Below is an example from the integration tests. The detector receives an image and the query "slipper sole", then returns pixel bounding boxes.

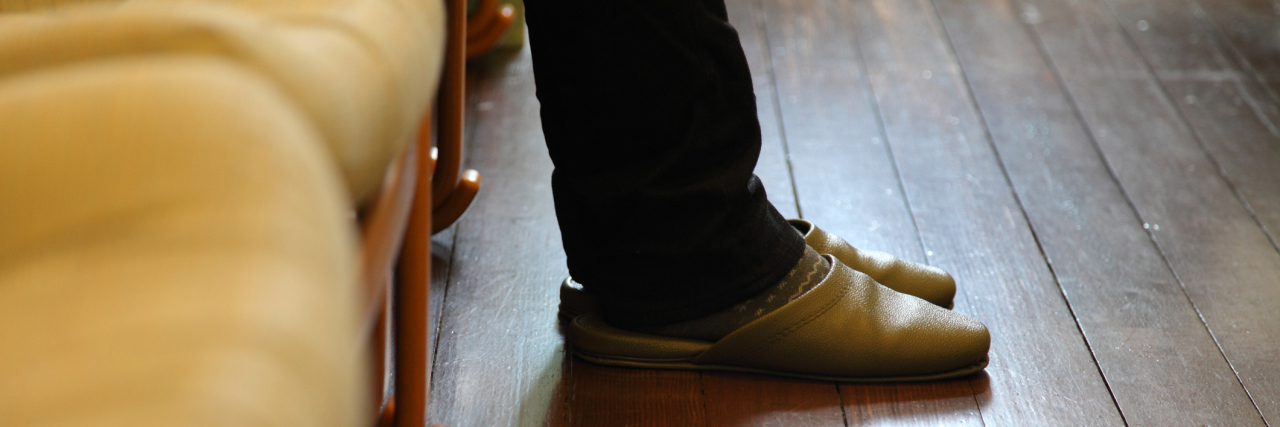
[570,348,989,382]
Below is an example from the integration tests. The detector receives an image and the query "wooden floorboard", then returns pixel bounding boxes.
[1188,0,1280,138]
[1019,0,1280,422]
[1110,0,1280,253]
[932,0,1263,424]
[702,373,846,427]
[848,0,1122,423]
[567,365,705,427]
[1192,0,1280,104]
[840,381,983,426]
[1105,0,1280,420]
[426,47,569,426]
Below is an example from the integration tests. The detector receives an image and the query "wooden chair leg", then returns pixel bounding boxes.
[367,0,471,424]
[363,125,430,426]
[394,122,436,427]
[358,123,420,426]
[433,0,467,209]
[360,141,419,333]
[372,289,390,426]
[377,396,395,427]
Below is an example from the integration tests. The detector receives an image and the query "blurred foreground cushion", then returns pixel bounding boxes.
[0,0,443,425]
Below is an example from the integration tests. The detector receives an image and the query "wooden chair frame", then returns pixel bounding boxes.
[357,0,491,425]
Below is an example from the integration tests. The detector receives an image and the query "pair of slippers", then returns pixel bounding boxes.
[557,220,990,382]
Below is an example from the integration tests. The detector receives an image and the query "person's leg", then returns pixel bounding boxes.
[525,0,991,382]
[524,0,805,328]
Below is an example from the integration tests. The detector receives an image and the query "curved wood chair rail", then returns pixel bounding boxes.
[432,0,482,234]
[360,117,437,427]
[359,141,420,337]
[465,0,501,40]
[464,0,516,60]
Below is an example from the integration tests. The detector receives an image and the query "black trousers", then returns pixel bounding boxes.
[524,0,804,327]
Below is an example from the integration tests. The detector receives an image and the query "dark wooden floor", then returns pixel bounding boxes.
[424,0,1280,425]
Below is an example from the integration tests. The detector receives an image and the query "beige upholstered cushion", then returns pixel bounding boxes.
[0,0,446,203]
[0,0,443,425]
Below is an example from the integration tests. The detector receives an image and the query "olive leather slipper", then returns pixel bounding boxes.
[789,219,956,309]
[564,256,990,382]
[559,219,957,321]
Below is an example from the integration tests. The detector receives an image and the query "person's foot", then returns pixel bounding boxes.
[633,246,830,341]
[558,219,958,322]
[563,254,991,381]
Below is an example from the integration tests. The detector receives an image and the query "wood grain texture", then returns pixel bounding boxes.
[1192,0,1280,87]
[1105,0,1280,250]
[932,0,1263,424]
[1020,0,1280,422]
[1185,0,1280,132]
[1162,77,1280,247]
[847,0,1124,423]
[841,380,983,426]
[426,47,569,426]
[700,373,845,427]
[567,365,705,427]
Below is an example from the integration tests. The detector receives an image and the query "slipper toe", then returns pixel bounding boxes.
[791,219,957,309]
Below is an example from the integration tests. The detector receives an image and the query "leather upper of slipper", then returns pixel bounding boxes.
[694,256,987,377]
[558,277,597,321]
[567,256,990,379]
[570,315,710,361]
[789,219,956,309]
